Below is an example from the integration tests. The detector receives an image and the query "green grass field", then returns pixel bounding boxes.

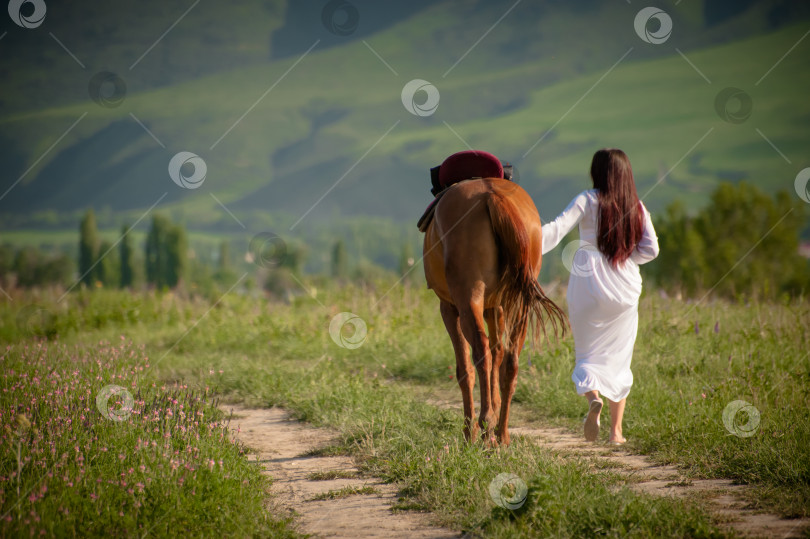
[2,281,807,536]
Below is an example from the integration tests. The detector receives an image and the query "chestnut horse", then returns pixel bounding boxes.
[423,178,567,445]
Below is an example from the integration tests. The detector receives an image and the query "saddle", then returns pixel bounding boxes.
[417,150,517,232]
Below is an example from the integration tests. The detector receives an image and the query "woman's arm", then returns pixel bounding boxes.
[541,191,589,255]
[630,202,660,264]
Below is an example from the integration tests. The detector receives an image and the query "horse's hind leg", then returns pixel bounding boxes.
[485,306,504,421]
[498,320,528,446]
[457,295,496,444]
[440,300,477,442]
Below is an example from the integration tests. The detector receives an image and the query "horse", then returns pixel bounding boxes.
[422,178,568,445]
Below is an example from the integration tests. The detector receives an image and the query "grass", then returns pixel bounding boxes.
[307,485,377,501]
[0,336,299,537]
[297,445,350,458]
[306,470,359,481]
[1,279,807,536]
[514,295,810,517]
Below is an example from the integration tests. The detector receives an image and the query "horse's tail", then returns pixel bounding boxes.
[486,192,569,349]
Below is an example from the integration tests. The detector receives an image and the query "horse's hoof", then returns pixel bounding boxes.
[481,431,498,448]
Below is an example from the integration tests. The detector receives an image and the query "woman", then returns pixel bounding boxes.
[541,149,659,444]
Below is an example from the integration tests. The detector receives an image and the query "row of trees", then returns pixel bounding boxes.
[79,210,188,290]
[0,245,73,289]
[1,211,415,295]
[144,215,187,289]
[79,211,130,288]
[329,239,415,280]
[648,182,809,299]
[1,182,807,299]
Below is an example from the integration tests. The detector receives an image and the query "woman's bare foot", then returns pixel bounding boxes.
[606,398,626,446]
[584,399,603,442]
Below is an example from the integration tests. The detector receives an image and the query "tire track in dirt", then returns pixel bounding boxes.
[428,396,809,539]
[223,405,459,538]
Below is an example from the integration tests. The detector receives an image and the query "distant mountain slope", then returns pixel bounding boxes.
[270,0,442,59]
[0,0,287,114]
[1,0,809,229]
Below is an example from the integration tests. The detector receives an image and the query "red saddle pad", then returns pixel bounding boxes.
[437,150,504,191]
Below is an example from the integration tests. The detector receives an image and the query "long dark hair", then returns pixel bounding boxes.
[590,148,643,266]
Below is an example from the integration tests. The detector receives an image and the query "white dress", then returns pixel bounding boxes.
[541,189,659,402]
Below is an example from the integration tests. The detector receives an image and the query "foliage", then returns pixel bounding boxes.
[165,225,187,289]
[651,182,810,299]
[145,215,187,290]
[398,241,415,280]
[331,240,348,279]
[145,215,169,289]
[263,241,308,299]
[119,224,135,289]
[212,241,237,286]
[78,210,99,287]
[96,240,118,288]
[1,246,73,289]
[0,245,12,290]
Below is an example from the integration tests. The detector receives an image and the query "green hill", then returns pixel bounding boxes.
[1,0,809,238]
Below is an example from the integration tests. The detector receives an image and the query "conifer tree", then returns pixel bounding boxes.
[79,209,99,286]
[119,224,135,288]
